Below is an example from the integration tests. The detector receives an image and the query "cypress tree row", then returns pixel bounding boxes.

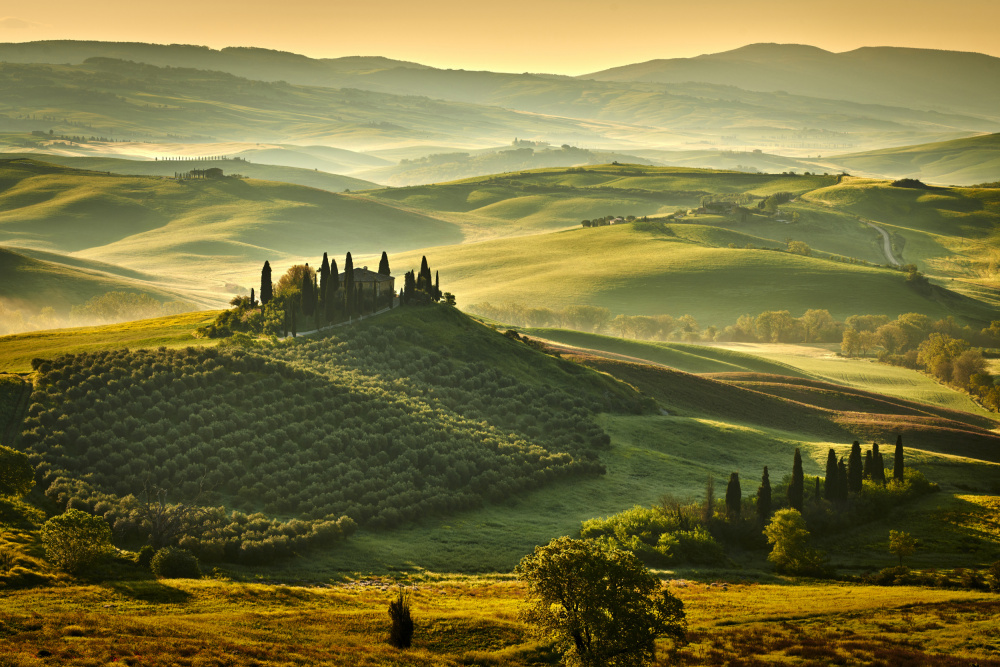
[725,472,741,520]
[378,251,390,276]
[756,466,771,523]
[824,449,838,502]
[260,261,273,305]
[848,441,863,494]
[789,448,804,511]
[894,434,904,481]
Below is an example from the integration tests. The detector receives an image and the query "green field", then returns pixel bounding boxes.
[0,151,380,192]
[0,310,218,373]
[409,223,993,325]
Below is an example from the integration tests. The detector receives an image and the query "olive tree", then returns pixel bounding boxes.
[40,509,113,573]
[0,445,34,498]
[515,536,686,667]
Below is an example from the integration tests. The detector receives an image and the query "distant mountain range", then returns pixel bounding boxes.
[1,41,998,154]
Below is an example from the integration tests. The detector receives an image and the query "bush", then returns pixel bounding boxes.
[150,547,201,579]
[0,445,34,498]
[387,587,414,649]
[40,509,112,573]
[137,545,155,569]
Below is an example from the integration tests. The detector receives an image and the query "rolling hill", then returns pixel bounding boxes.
[820,133,1000,186]
[0,157,462,285]
[585,43,1000,121]
[0,151,380,193]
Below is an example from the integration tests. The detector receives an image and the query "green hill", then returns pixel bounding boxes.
[0,158,462,283]
[0,151,380,193]
[404,223,996,325]
[0,246,203,334]
[823,133,1000,186]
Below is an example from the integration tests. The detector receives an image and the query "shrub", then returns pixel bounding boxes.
[150,547,201,579]
[0,445,34,498]
[387,587,414,649]
[137,545,155,569]
[40,509,112,573]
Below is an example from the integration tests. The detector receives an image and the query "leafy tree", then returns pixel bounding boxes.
[788,448,804,511]
[40,509,112,573]
[799,309,835,343]
[378,251,391,276]
[151,546,201,578]
[756,466,771,523]
[894,435,904,481]
[823,449,838,502]
[515,536,686,667]
[888,530,916,566]
[260,261,273,305]
[387,587,414,648]
[841,329,861,357]
[725,472,741,520]
[764,509,827,575]
[876,323,907,355]
[0,445,34,497]
[848,441,863,494]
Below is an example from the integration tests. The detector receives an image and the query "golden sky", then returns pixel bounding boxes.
[2,0,998,74]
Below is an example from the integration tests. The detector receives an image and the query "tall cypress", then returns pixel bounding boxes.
[260,261,273,305]
[863,449,873,480]
[813,477,820,504]
[875,452,886,485]
[344,252,355,317]
[250,287,255,307]
[756,466,771,524]
[789,448,804,511]
[725,472,741,521]
[319,252,330,317]
[327,258,340,322]
[848,440,863,493]
[434,270,441,302]
[837,457,848,503]
[894,434,904,481]
[301,270,314,317]
[378,251,390,276]
[824,448,838,501]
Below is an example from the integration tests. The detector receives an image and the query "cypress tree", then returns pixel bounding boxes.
[756,466,771,523]
[824,448,838,501]
[837,457,849,503]
[344,252,355,317]
[848,440,863,493]
[894,434,904,481]
[434,270,441,302]
[378,251,390,276]
[813,477,820,504]
[301,270,314,317]
[863,449,873,480]
[327,258,339,322]
[789,448,804,511]
[319,253,330,319]
[250,287,255,307]
[872,443,883,484]
[260,261,273,305]
[725,472,741,520]
[419,256,430,291]
[875,452,886,485]
[291,308,297,337]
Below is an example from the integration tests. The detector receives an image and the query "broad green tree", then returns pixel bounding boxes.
[764,509,826,575]
[889,530,916,566]
[0,445,34,498]
[40,509,112,573]
[515,536,686,667]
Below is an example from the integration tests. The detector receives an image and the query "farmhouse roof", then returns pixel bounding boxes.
[341,267,394,282]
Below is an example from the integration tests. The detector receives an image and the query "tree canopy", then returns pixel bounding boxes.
[515,536,686,667]
[0,444,34,498]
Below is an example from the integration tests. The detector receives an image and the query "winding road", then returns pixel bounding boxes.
[864,221,901,266]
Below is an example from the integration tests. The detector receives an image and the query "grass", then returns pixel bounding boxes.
[0,577,997,666]
[0,310,219,373]
[524,329,807,376]
[407,223,994,325]
[712,342,997,419]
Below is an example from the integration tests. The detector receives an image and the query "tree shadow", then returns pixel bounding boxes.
[105,580,193,604]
